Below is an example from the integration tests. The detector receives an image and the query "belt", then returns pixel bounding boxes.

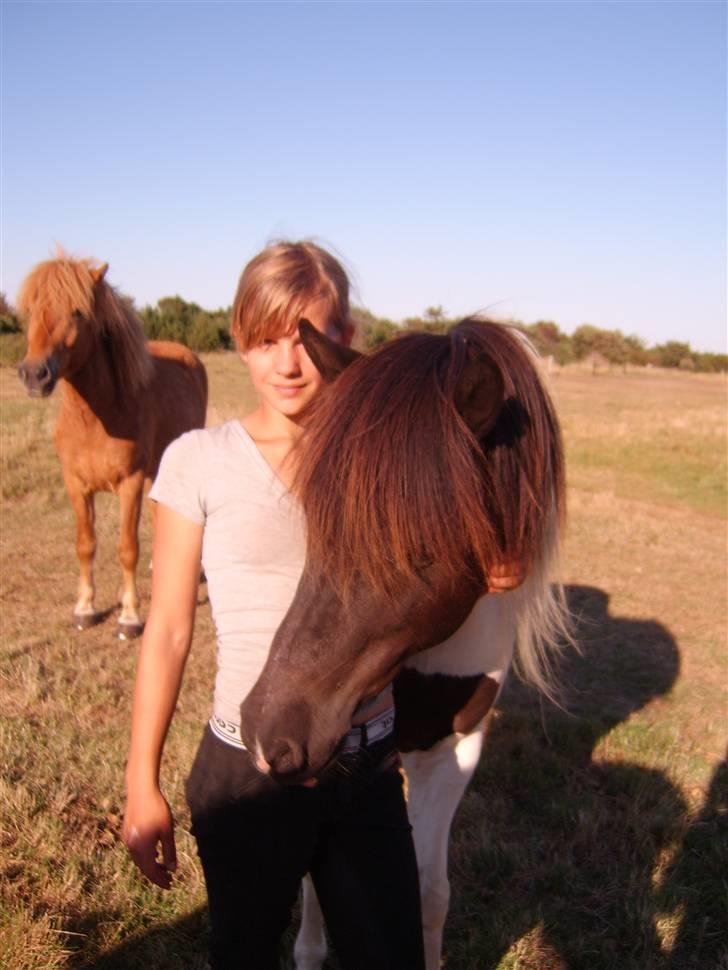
[209,707,396,754]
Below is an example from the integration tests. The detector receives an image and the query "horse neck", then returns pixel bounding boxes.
[60,340,135,424]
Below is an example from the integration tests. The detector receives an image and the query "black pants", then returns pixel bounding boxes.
[186,726,425,970]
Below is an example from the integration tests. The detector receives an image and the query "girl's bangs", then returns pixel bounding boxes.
[241,291,335,350]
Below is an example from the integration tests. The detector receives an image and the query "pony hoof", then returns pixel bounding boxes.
[73,612,99,631]
[117,621,144,641]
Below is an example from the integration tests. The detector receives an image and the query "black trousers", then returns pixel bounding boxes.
[186,726,425,970]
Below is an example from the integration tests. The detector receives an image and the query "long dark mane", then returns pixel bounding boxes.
[297,318,565,603]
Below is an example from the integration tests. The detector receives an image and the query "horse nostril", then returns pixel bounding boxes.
[18,361,51,387]
[268,737,306,776]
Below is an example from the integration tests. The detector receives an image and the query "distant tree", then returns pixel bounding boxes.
[571,324,630,366]
[188,310,232,352]
[525,320,575,364]
[654,341,693,369]
[424,305,446,326]
[403,306,452,334]
[623,334,649,366]
[693,352,728,373]
[352,307,399,349]
[0,292,20,334]
[571,324,602,361]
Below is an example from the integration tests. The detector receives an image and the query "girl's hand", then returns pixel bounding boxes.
[122,787,178,890]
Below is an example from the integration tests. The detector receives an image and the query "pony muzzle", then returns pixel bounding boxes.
[18,356,58,397]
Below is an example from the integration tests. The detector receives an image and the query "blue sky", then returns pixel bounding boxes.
[2,0,726,351]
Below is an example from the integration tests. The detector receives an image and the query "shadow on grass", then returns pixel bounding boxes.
[444,584,726,970]
[70,906,209,970]
[67,584,724,970]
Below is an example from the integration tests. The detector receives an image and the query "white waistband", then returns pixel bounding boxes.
[209,707,396,753]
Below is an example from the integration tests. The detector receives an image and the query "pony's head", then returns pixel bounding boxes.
[17,255,152,397]
[240,319,565,783]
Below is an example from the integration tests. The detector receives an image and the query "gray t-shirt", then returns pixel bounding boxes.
[150,421,307,729]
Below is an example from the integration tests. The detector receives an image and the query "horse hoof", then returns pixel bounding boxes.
[73,612,99,630]
[117,621,144,641]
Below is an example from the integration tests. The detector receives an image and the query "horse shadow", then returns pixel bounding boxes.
[444,583,726,970]
[68,906,210,969]
[69,584,723,970]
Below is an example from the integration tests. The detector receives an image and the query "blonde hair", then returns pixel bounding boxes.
[231,240,351,351]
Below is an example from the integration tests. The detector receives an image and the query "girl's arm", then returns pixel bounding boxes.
[122,503,203,889]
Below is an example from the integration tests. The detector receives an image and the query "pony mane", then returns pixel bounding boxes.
[17,255,153,396]
[296,318,565,603]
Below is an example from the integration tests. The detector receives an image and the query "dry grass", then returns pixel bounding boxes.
[1,357,726,969]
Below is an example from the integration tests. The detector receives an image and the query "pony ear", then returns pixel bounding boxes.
[454,349,504,436]
[90,263,108,284]
[299,319,361,383]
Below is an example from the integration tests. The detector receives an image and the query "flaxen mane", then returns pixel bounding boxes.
[296,318,570,694]
[17,256,153,396]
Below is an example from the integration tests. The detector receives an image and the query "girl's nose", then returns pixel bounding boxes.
[275,342,301,376]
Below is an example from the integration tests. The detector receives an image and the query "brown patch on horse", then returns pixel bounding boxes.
[296,319,564,602]
[394,669,500,752]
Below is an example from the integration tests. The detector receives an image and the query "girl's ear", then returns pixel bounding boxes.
[299,319,361,383]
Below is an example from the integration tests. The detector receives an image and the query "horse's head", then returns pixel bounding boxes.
[17,257,109,397]
[240,319,564,783]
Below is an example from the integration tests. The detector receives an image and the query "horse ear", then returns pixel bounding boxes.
[90,263,108,284]
[299,319,361,383]
[454,349,504,436]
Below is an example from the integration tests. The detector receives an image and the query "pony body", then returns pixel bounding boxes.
[237,318,568,969]
[17,256,207,636]
[240,319,566,779]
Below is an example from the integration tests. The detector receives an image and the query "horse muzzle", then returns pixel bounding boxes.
[18,357,59,397]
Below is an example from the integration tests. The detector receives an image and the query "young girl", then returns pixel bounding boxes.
[122,241,425,970]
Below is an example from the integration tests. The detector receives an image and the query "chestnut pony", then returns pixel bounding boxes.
[240,318,569,970]
[17,256,207,638]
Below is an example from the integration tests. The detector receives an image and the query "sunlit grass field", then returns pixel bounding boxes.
[1,357,726,969]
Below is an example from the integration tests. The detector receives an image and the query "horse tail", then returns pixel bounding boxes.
[510,507,574,705]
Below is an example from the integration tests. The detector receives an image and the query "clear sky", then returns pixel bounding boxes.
[2,0,726,351]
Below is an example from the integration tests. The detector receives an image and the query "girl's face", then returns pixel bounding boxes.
[242,297,344,421]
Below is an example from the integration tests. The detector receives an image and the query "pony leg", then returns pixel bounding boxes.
[67,485,98,629]
[402,726,485,970]
[294,874,328,970]
[116,472,145,639]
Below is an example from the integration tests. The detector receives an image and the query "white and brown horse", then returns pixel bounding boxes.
[17,255,208,638]
[239,318,569,969]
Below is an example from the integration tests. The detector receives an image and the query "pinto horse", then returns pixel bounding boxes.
[17,256,207,638]
[240,318,569,970]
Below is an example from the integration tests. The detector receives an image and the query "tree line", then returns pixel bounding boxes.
[1,292,725,373]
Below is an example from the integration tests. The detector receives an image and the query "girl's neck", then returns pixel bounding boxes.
[241,402,304,443]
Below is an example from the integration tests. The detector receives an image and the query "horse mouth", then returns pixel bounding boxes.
[26,381,56,399]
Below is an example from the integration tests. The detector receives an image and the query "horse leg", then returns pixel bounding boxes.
[68,484,98,629]
[402,725,485,970]
[294,874,328,970]
[116,473,145,639]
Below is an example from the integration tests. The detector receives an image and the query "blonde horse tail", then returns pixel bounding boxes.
[511,510,575,705]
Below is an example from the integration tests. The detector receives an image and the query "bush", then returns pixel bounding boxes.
[0,332,27,366]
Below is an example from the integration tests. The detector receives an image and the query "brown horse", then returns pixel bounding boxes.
[17,255,208,638]
[239,318,570,969]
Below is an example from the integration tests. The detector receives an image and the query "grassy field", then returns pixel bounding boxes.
[1,355,726,969]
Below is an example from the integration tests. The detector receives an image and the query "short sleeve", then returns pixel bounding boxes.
[149,431,205,524]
